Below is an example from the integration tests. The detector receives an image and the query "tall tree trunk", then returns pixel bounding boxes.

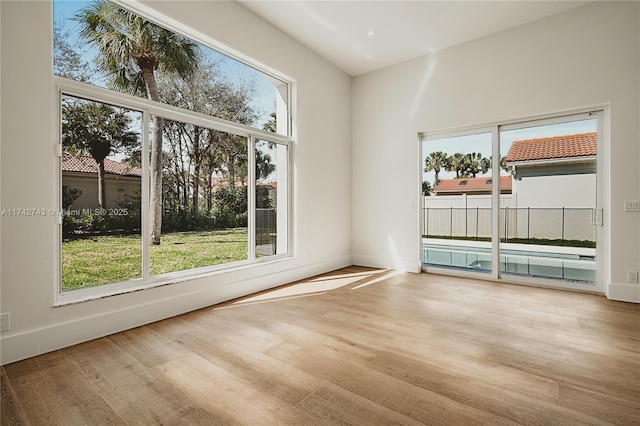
[205,169,212,214]
[192,127,201,216]
[141,67,163,245]
[97,160,106,209]
[150,115,164,245]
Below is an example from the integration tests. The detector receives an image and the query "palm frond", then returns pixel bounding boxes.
[76,0,200,94]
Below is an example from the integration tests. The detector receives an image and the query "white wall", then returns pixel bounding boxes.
[63,173,141,211]
[514,173,596,209]
[0,0,352,364]
[353,1,640,301]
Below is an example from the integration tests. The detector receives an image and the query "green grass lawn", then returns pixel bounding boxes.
[62,228,248,291]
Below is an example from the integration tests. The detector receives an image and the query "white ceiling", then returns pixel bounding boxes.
[238,1,591,76]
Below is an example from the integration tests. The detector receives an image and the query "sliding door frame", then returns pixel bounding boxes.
[419,106,608,293]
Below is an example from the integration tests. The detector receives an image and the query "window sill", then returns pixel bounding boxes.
[54,254,294,307]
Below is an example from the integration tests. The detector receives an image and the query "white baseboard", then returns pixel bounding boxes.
[352,254,421,273]
[0,255,352,365]
[607,282,640,303]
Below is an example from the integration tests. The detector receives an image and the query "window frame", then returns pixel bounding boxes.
[54,77,293,306]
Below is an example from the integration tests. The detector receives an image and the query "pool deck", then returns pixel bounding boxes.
[423,238,596,258]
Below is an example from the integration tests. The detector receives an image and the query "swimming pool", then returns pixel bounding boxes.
[422,242,596,283]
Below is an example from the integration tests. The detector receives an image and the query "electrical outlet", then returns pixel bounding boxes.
[0,313,10,332]
[628,271,639,283]
[623,200,640,212]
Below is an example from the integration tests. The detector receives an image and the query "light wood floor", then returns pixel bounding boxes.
[2,267,639,425]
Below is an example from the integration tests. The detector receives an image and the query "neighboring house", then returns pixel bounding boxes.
[209,177,278,205]
[433,176,512,196]
[505,132,596,209]
[62,153,142,211]
[256,181,278,206]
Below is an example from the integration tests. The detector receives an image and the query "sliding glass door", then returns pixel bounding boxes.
[421,130,494,274]
[499,115,599,284]
[421,111,602,290]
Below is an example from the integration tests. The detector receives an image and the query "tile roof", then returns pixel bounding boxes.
[505,132,596,163]
[62,153,142,177]
[434,175,512,194]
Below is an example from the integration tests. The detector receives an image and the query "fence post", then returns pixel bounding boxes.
[465,207,468,238]
[562,207,565,246]
[505,206,509,243]
[450,206,453,238]
[527,207,530,244]
[476,207,479,241]
[425,207,429,238]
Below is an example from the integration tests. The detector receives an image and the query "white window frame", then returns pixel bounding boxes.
[54,79,293,306]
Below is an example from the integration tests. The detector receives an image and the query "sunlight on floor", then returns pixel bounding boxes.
[229,269,390,306]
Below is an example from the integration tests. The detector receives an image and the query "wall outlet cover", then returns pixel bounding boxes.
[0,313,10,331]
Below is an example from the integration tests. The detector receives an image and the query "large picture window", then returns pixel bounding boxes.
[54,0,292,301]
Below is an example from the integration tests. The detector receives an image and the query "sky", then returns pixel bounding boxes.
[53,0,278,130]
[422,119,597,185]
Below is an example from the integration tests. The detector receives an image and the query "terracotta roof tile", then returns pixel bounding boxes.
[434,176,511,194]
[505,132,596,163]
[62,153,142,177]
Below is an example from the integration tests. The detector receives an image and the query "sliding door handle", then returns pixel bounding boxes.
[592,208,603,226]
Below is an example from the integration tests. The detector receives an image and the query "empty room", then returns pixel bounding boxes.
[1,1,639,424]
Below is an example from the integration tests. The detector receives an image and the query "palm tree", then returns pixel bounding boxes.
[263,112,277,133]
[62,99,138,209]
[446,152,468,178]
[465,152,491,177]
[424,151,448,186]
[422,181,432,196]
[500,155,513,174]
[77,0,199,244]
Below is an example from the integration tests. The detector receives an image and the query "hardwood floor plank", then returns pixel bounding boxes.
[167,328,325,406]
[5,350,126,425]
[67,337,213,425]
[295,382,424,425]
[178,308,285,353]
[265,339,493,425]
[1,367,30,426]
[368,350,611,426]
[107,323,193,369]
[483,414,522,426]
[155,354,321,425]
[232,304,381,361]
[487,345,639,405]
[558,382,640,425]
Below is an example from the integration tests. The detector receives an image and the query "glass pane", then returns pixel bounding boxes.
[61,95,142,290]
[53,0,287,135]
[499,119,597,283]
[255,140,288,257]
[150,118,248,275]
[422,132,493,273]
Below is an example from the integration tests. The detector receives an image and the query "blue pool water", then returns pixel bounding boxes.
[422,243,596,283]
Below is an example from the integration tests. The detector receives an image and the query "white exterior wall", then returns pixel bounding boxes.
[424,194,515,209]
[63,173,141,211]
[0,0,352,364]
[511,170,597,241]
[353,1,640,301]
[513,173,596,209]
